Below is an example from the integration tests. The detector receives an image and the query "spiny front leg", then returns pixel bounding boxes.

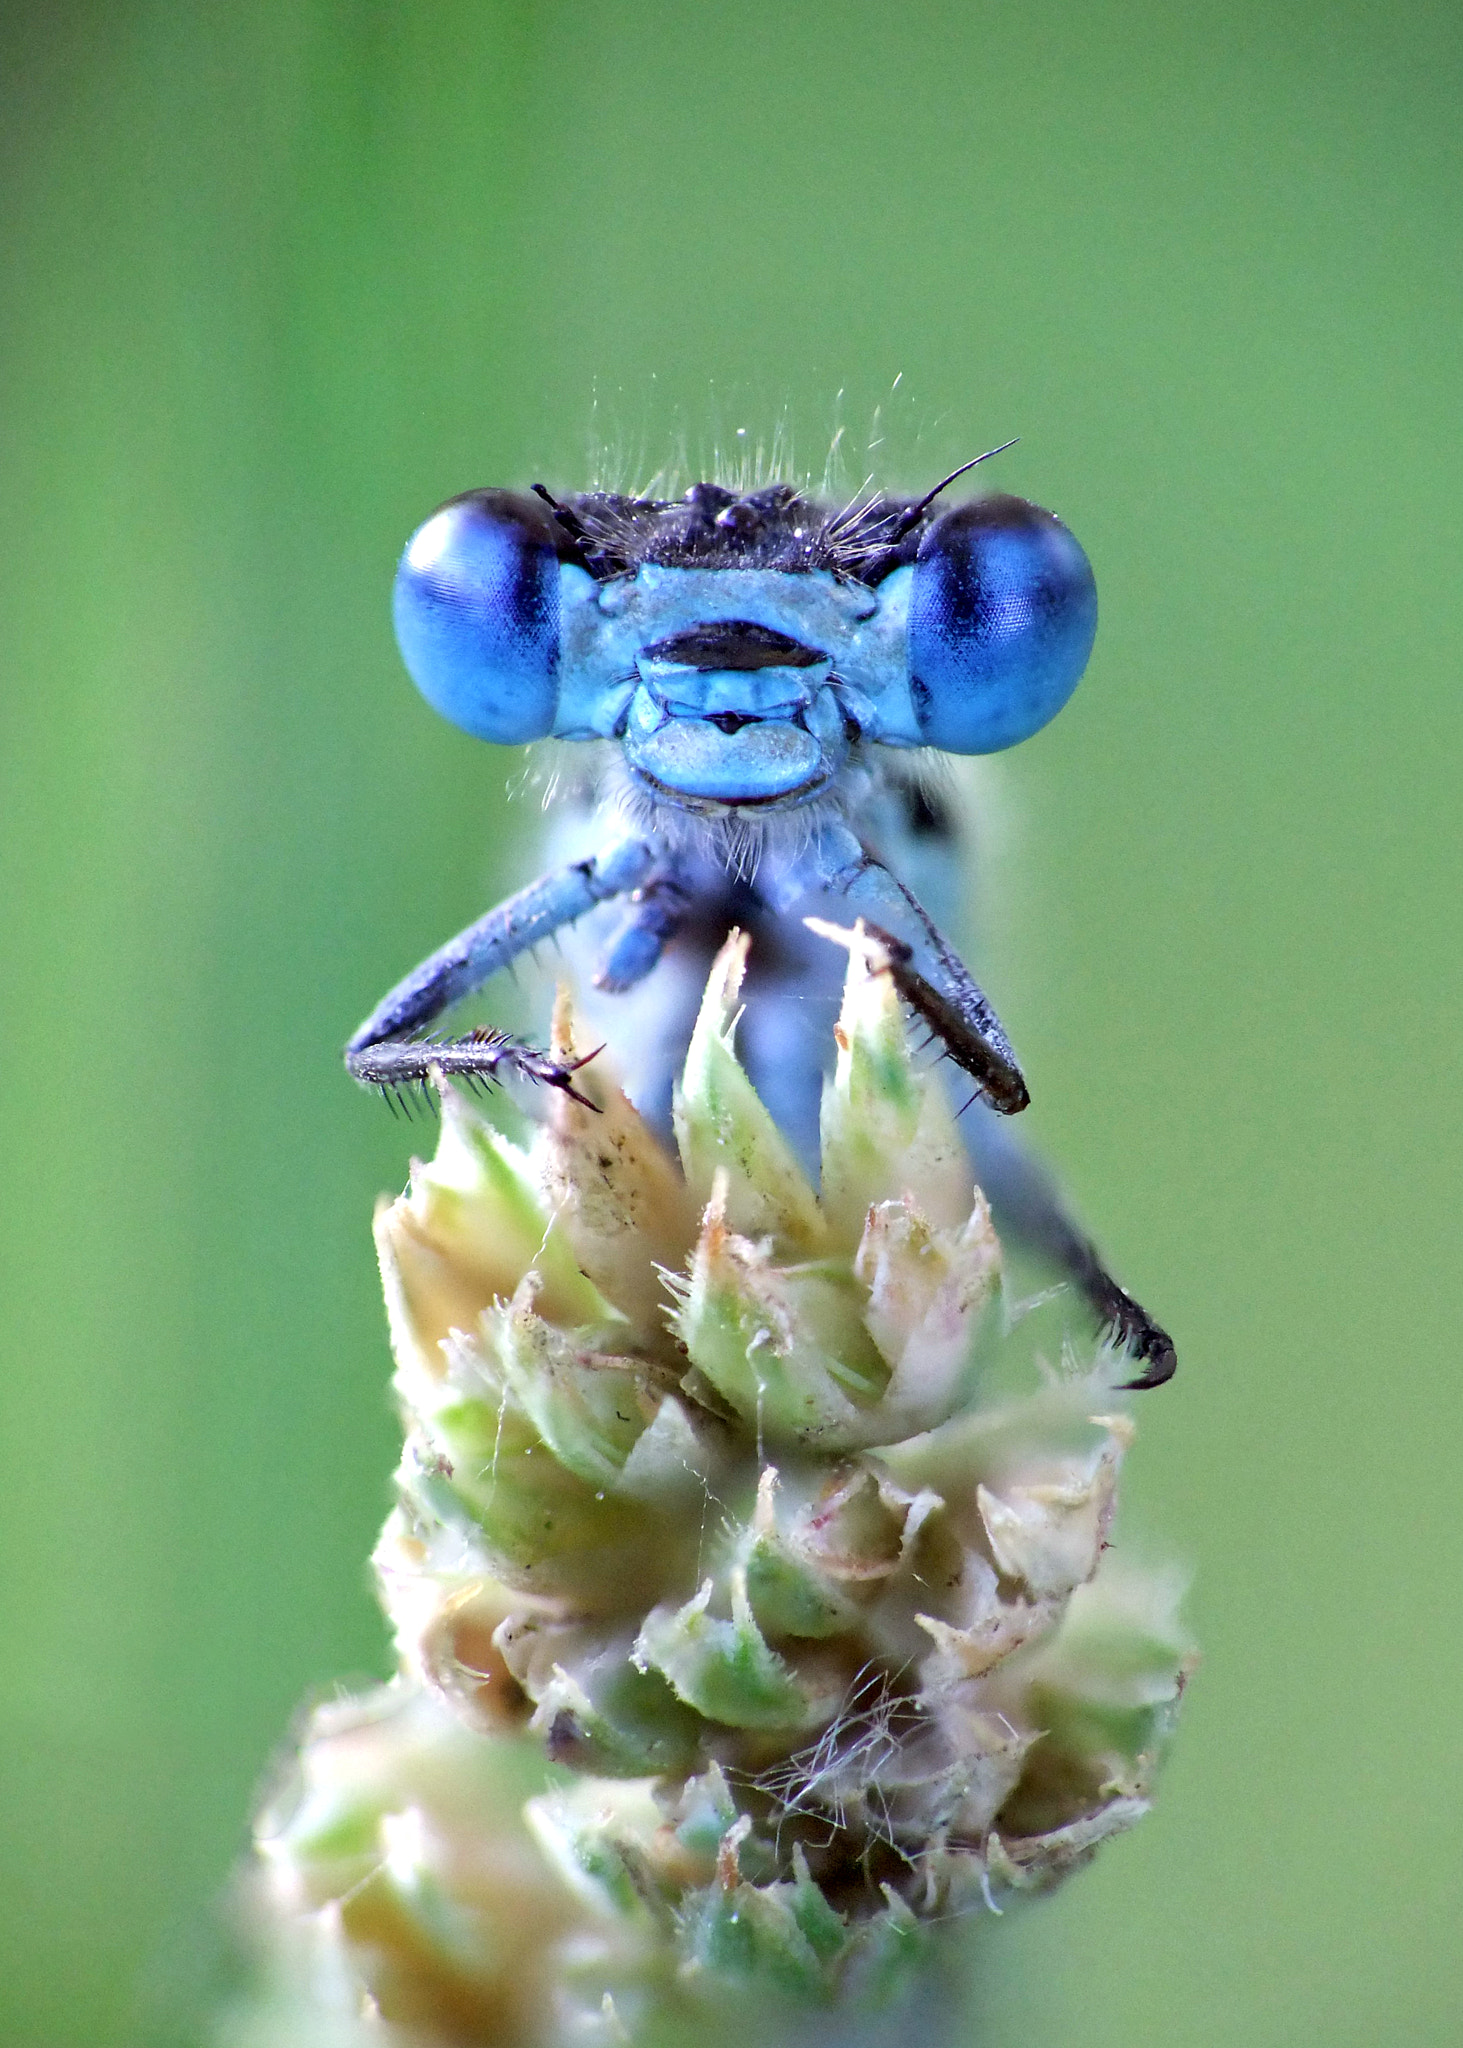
[858,921,1029,1115]
[345,836,656,1105]
[808,911,1176,1389]
[799,828,1030,1115]
[347,1027,602,1110]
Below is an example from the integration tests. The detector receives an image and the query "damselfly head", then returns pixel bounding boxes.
[392,477,1098,815]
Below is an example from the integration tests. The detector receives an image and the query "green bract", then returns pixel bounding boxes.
[228,927,1192,2048]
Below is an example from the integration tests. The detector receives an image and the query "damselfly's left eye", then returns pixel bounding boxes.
[392,490,563,743]
[906,494,1098,753]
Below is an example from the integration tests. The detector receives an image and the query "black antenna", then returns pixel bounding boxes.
[882,439,1019,546]
[531,481,587,536]
[531,482,595,570]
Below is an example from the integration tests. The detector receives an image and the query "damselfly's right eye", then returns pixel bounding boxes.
[392,491,562,743]
[905,494,1098,754]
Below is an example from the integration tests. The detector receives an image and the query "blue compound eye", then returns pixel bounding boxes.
[392,490,563,743]
[906,494,1098,753]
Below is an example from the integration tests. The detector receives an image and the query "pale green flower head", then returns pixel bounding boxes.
[234,926,1192,2046]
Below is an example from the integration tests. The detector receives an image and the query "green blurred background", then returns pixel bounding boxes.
[2,1,1459,2041]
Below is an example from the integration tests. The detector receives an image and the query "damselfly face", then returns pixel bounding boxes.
[392,478,1098,812]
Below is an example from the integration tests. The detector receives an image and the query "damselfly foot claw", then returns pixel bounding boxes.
[1094,1282,1178,1391]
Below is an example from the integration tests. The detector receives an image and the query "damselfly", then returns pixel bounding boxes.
[347,462,1175,1388]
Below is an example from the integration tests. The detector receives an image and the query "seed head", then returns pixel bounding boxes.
[229,928,1192,2046]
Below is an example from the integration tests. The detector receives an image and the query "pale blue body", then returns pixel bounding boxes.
[348,479,1174,1385]
[536,772,965,1163]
